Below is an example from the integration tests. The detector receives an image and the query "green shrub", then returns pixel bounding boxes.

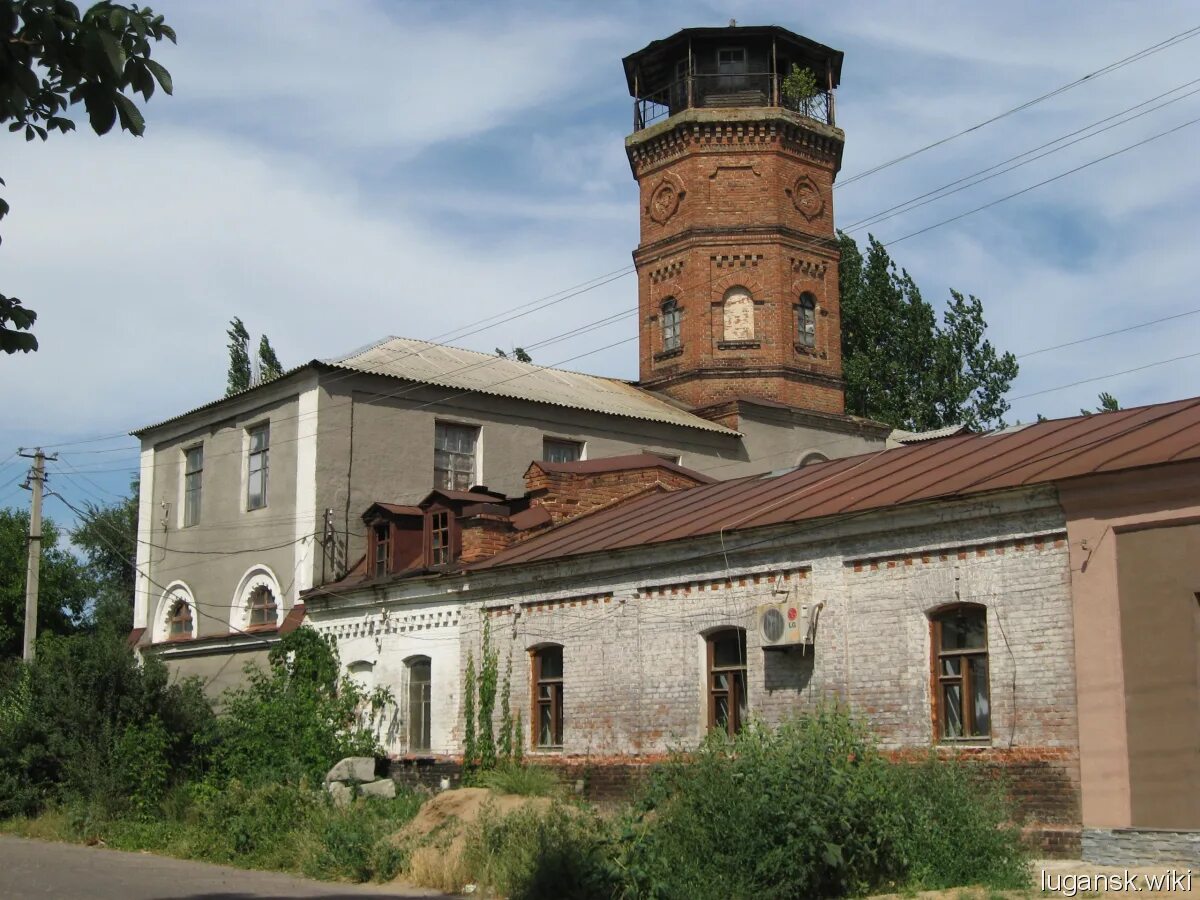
[462,801,618,900]
[210,628,382,787]
[624,705,1028,898]
[473,763,561,797]
[0,631,215,819]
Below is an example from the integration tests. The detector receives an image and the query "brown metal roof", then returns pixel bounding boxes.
[528,453,717,483]
[472,397,1200,570]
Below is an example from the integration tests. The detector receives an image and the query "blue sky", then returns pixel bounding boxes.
[2,0,1199,524]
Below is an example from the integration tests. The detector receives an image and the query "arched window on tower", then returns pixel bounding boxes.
[722,287,754,341]
[796,292,817,349]
[661,298,681,352]
[168,599,193,639]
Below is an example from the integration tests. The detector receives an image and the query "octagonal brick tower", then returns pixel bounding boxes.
[625,25,846,415]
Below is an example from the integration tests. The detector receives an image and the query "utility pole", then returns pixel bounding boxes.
[19,448,56,662]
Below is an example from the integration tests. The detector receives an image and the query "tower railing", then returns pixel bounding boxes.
[634,72,834,131]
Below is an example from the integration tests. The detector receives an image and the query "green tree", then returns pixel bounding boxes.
[71,480,138,631]
[257,334,284,382]
[1,1,176,354]
[0,507,93,657]
[1081,392,1120,416]
[839,233,1018,431]
[226,317,250,395]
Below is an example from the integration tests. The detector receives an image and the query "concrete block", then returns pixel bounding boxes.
[325,756,375,784]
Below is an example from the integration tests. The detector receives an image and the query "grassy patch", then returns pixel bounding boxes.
[472,763,562,797]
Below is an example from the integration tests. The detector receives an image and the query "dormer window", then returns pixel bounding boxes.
[429,511,451,566]
[372,523,390,578]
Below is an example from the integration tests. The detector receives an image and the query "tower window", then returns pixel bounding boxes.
[183,445,203,527]
[932,605,990,740]
[796,293,817,349]
[717,47,746,74]
[246,424,269,510]
[661,298,681,352]
[247,584,277,628]
[372,524,390,578]
[168,599,193,639]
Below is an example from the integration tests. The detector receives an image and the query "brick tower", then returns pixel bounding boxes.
[624,26,846,415]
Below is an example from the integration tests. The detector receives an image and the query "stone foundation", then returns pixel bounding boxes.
[1082,828,1200,866]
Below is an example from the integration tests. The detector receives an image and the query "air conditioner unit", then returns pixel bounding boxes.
[757,601,813,649]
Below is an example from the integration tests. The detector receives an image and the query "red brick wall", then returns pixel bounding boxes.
[525,465,705,526]
[459,515,514,564]
[629,111,846,413]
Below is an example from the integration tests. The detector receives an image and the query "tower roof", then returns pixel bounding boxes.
[622,25,843,99]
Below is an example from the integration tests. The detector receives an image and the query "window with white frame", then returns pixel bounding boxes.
[543,438,583,464]
[247,423,269,510]
[434,422,478,490]
[183,445,203,527]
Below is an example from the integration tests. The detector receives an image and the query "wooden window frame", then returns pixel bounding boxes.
[246,584,277,629]
[796,293,817,350]
[531,645,564,749]
[183,445,203,527]
[660,298,682,353]
[434,422,479,491]
[931,604,991,742]
[167,599,192,640]
[707,628,748,737]
[428,510,451,567]
[406,656,432,753]
[246,423,270,510]
[542,438,583,464]
[372,523,390,578]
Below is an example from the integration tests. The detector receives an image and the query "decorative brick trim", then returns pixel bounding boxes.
[711,253,763,268]
[846,531,1068,572]
[653,346,684,362]
[485,591,615,617]
[717,340,760,351]
[634,567,808,600]
[648,260,685,284]
[789,257,828,278]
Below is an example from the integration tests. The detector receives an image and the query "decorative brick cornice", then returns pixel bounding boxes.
[845,532,1069,572]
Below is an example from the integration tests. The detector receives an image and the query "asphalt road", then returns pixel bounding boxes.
[0,835,452,900]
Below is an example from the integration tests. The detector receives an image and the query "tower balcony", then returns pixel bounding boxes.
[624,24,843,135]
[633,71,834,131]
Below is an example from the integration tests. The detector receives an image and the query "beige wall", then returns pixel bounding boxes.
[1115,523,1200,829]
[1059,459,1200,830]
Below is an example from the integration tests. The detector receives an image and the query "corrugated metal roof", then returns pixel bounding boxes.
[133,337,739,437]
[473,397,1200,570]
[326,337,737,434]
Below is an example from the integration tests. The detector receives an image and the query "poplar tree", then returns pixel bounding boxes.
[258,335,284,382]
[839,233,1018,431]
[225,317,250,396]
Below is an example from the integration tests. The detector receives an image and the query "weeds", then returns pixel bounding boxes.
[473,763,562,797]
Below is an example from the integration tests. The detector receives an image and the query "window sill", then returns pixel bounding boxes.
[794,344,823,356]
[717,340,760,351]
[653,347,684,362]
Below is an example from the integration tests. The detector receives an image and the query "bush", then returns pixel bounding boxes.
[473,763,562,797]
[462,801,618,900]
[623,705,1028,898]
[209,628,384,787]
[0,631,215,819]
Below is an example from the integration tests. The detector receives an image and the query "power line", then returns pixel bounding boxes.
[844,77,1200,233]
[882,112,1200,246]
[1010,350,1200,402]
[1016,307,1200,359]
[836,23,1200,188]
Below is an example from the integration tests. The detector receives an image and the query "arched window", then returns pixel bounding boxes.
[660,298,681,352]
[406,656,432,752]
[799,451,828,466]
[168,599,193,639]
[247,584,277,628]
[722,286,754,341]
[707,628,747,736]
[932,605,990,740]
[796,292,817,349]
[532,645,564,748]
